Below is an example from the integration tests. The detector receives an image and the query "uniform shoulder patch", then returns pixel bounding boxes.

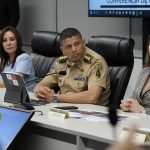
[83,54,93,64]
[59,56,67,63]
[95,63,102,78]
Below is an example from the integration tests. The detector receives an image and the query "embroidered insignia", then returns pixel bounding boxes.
[74,76,86,81]
[59,56,67,63]
[83,54,93,64]
[95,64,102,78]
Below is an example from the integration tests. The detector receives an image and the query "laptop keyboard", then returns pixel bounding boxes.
[30,99,48,106]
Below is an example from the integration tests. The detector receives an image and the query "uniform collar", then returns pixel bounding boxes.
[66,59,84,71]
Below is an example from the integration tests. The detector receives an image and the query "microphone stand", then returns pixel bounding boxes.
[25,71,66,85]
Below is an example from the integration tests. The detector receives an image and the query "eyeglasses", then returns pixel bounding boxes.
[62,40,83,51]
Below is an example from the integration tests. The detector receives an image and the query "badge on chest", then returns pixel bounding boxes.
[74,76,86,81]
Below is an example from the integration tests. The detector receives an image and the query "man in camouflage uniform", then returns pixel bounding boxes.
[34,28,110,105]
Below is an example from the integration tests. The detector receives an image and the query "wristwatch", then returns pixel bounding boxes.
[51,94,59,103]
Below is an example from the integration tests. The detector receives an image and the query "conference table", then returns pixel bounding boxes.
[0,88,150,150]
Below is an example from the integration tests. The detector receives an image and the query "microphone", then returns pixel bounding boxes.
[21,71,66,110]
[46,71,66,76]
[25,71,66,85]
[108,106,117,126]
[108,106,118,140]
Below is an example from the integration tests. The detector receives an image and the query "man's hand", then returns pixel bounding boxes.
[34,85,55,102]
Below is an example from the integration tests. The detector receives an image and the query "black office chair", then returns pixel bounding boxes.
[87,36,134,108]
[30,31,62,79]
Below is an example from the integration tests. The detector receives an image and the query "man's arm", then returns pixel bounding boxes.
[34,58,107,104]
[58,85,102,104]
[36,83,103,104]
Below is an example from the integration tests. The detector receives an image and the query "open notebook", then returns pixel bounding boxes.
[1,72,47,110]
[0,105,34,150]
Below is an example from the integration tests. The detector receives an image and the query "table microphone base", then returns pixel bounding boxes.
[13,103,35,110]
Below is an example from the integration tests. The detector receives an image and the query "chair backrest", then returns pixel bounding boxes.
[30,31,62,79]
[87,36,134,108]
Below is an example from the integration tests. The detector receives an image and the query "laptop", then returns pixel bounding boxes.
[1,72,47,110]
[0,105,34,150]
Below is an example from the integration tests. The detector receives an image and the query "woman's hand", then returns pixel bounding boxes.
[120,98,144,113]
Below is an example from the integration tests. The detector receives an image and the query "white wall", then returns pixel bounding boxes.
[18,0,142,52]
[57,0,129,42]
[18,0,56,44]
[124,57,142,98]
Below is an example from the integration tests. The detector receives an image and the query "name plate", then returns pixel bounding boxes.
[120,127,150,144]
[48,108,69,120]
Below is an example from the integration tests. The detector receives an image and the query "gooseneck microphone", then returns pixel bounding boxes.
[46,71,66,76]
[25,71,66,85]
[19,71,66,110]
[108,106,117,126]
[108,106,118,140]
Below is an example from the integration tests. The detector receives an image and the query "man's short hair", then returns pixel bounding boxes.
[60,28,82,45]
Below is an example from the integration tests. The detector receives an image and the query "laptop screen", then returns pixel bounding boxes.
[0,106,34,150]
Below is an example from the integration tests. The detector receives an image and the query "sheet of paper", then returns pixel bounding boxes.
[68,109,139,122]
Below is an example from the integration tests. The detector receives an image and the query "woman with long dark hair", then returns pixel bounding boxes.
[0,26,35,91]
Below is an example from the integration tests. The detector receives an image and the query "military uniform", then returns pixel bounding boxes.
[42,47,110,106]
